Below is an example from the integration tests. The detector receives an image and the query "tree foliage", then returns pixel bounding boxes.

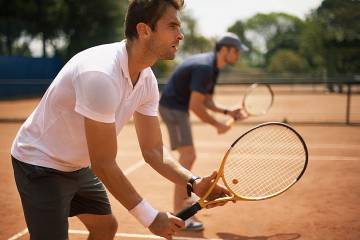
[0,0,127,59]
[179,11,212,55]
[244,13,305,67]
[0,0,30,55]
[267,49,308,73]
[314,0,360,74]
[2,0,359,75]
[62,0,126,60]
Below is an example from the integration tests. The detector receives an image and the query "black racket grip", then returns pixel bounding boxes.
[175,202,202,220]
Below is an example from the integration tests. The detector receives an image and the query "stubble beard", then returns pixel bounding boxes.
[147,38,175,61]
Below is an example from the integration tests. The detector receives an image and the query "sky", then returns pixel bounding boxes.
[183,0,324,38]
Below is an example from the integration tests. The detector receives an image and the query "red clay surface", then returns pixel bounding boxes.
[1,86,359,240]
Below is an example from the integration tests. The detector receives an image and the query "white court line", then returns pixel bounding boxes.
[69,229,222,240]
[310,156,359,161]
[7,228,221,240]
[310,143,360,149]
[123,160,145,175]
[7,229,28,240]
[7,159,146,240]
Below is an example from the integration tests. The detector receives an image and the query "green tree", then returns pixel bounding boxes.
[0,0,127,59]
[62,0,126,60]
[179,11,212,55]
[23,0,67,57]
[244,13,305,67]
[315,0,360,74]
[299,15,326,73]
[0,0,30,55]
[267,49,308,73]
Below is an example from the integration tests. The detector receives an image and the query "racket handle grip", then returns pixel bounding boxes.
[226,117,235,126]
[175,202,202,220]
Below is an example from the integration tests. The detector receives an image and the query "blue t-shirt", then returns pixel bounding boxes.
[160,52,219,111]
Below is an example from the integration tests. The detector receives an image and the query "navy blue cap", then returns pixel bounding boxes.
[217,32,249,52]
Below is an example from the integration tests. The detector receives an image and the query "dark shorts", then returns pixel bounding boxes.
[159,105,193,150]
[11,156,111,240]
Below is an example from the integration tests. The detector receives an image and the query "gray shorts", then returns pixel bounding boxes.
[11,156,111,240]
[159,105,193,150]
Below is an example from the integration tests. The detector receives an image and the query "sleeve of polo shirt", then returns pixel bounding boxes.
[136,79,160,116]
[190,65,213,94]
[74,71,117,123]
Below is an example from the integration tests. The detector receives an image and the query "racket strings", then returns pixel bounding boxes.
[229,143,299,197]
[243,85,272,115]
[237,132,304,197]
[224,125,306,199]
[233,129,303,197]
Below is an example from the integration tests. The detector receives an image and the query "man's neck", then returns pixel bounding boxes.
[126,39,157,86]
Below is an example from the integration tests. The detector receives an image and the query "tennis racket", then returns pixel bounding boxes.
[226,83,274,125]
[176,122,308,220]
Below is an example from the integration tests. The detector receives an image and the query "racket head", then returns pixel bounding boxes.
[221,122,308,201]
[242,83,274,116]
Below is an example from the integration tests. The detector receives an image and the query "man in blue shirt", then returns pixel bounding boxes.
[159,32,249,231]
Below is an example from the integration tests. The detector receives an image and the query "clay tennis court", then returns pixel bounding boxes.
[1,85,359,240]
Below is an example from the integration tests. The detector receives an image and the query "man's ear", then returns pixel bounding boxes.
[136,22,152,40]
[218,46,227,57]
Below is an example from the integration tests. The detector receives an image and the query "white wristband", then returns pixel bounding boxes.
[129,199,159,228]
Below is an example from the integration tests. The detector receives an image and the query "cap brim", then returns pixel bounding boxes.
[238,43,249,53]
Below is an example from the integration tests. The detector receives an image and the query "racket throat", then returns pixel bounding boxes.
[206,196,235,204]
[175,202,202,221]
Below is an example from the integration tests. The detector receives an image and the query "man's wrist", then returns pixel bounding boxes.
[129,199,159,227]
[187,176,201,197]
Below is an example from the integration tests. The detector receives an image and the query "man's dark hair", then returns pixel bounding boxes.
[125,0,184,40]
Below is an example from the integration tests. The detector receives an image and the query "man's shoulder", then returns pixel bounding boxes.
[186,52,214,65]
[75,42,122,58]
[72,42,124,77]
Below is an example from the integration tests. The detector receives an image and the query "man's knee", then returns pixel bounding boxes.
[184,152,196,162]
[91,215,118,235]
[80,214,118,239]
[178,148,196,168]
[102,215,118,234]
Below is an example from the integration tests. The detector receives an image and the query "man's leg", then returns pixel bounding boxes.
[77,214,118,240]
[11,157,75,240]
[174,146,204,231]
[159,106,203,230]
[70,167,116,240]
[174,145,196,212]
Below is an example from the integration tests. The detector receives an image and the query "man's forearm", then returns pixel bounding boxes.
[142,146,193,187]
[204,98,227,114]
[191,104,220,127]
[92,161,142,210]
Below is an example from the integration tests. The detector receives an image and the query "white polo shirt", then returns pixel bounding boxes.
[11,40,159,171]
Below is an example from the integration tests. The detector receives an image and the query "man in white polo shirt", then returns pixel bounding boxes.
[10,1,230,239]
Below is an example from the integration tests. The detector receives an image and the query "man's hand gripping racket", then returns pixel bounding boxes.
[176,122,308,220]
[226,83,274,126]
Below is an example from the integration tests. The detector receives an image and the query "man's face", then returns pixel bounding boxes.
[147,6,183,60]
[224,47,240,65]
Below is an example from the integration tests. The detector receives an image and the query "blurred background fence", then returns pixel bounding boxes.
[0,56,62,98]
[161,71,360,125]
[1,71,359,125]
[0,0,359,125]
